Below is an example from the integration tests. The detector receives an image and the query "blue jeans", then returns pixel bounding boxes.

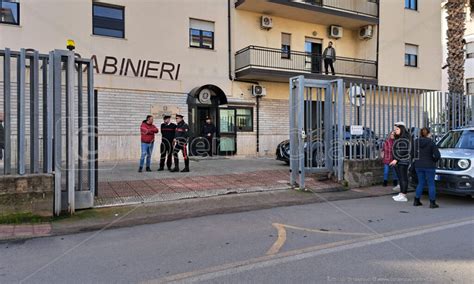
[415,168,436,201]
[383,164,398,181]
[139,142,154,168]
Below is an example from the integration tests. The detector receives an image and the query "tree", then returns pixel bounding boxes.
[445,0,471,128]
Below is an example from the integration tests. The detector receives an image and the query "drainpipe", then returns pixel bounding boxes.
[256,95,260,153]
[375,1,380,80]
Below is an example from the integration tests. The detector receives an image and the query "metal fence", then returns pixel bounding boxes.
[0,48,96,215]
[235,46,377,80]
[289,76,474,188]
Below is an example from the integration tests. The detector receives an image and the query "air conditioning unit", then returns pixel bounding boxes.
[261,16,273,29]
[359,25,373,39]
[329,25,343,39]
[252,85,267,97]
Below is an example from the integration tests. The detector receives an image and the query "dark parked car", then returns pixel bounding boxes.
[276,126,380,166]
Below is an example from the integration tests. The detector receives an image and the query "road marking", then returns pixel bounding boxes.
[144,217,474,284]
[266,223,372,256]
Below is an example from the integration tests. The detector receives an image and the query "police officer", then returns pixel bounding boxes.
[201,116,216,157]
[171,114,190,172]
[158,115,176,171]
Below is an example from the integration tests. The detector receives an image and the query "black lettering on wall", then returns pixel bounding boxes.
[145,61,160,78]
[160,62,175,80]
[119,58,126,76]
[91,55,100,74]
[175,64,181,80]
[140,60,147,77]
[125,59,141,76]
[102,56,118,75]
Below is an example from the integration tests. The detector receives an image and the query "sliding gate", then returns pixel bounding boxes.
[1,48,96,215]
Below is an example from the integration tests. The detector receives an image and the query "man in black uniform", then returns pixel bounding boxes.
[158,115,176,171]
[201,116,216,157]
[171,114,190,172]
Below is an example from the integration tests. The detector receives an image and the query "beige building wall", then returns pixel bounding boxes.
[378,0,442,90]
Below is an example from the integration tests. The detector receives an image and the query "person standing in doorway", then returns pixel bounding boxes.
[139,115,159,172]
[201,116,216,157]
[412,127,441,208]
[381,131,398,188]
[322,41,336,75]
[158,115,176,171]
[171,114,190,173]
[390,122,411,202]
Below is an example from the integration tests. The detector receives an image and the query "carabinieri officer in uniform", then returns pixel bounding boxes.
[171,114,190,172]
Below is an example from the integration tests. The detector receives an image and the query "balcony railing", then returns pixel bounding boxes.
[235,46,377,80]
[295,0,378,17]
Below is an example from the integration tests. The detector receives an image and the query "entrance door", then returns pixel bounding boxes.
[305,38,322,74]
[218,109,236,155]
[193,107,217,156]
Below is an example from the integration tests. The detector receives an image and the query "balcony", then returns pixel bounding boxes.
[235,0,378,28]
[235,46,377,83]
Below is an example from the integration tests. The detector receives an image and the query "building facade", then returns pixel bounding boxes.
[0,0,442,161]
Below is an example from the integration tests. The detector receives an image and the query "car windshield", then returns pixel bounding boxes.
[437,130,474,149]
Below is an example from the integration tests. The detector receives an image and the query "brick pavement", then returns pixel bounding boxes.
[95,169,342,207]
[0,223,52,240]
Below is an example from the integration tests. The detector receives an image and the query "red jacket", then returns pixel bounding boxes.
[382,136,395,165]
[140,121,158,143]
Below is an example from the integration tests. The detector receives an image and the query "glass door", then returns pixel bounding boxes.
[218,108,236,155]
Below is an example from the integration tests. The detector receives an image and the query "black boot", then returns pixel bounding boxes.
[146,167,152,172]
[138,167,143,173]
[430,200,439,209]
[157,167,164,171]
[413,197,423,206]
[383,180,388,187]
[170,167,179,172]
[181,168,189,173]
[393,180,398,187]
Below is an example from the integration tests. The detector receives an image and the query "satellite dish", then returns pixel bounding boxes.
[347,86,366,107]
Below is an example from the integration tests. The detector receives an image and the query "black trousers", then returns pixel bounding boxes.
[159,140,173,169]
[205,136,213,156]
[324,58,335,75]
[395,164,409,194]
[173,142,189,169]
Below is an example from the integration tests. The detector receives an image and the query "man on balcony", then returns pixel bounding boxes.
[323,41,336,76]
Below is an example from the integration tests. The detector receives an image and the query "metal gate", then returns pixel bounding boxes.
[289,75,474,189]
[1,48,96,215]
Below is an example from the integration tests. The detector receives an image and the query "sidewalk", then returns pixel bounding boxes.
[0,185,398,242]
[95,158,339,207]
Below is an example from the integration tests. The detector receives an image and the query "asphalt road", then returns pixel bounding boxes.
[1,194,473,284]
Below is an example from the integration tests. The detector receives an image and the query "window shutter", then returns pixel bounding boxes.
[405,44,418,55]
[190,19,214,32]
[282,33,291,46]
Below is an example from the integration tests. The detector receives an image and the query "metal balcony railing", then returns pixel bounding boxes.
[295,0,379,17]
[235,46,377,79]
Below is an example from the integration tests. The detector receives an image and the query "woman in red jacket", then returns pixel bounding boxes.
[381,131,398,188]
[139,115,159,172]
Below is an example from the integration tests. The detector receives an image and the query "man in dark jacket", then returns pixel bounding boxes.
[158,115,176,171]
[322,41,336,75]
[139,115,159,172]
[201,116,216,157]
[171,114,190,172]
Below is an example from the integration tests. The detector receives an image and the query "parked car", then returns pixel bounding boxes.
[410,127,474,197]
[276,126,380,166]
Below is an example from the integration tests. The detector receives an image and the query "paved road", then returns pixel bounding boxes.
[1,194,473,283]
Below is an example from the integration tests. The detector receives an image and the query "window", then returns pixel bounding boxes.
[405,44,418,67]
[281,33,291,59]
[0,0,19,25]
[405,0,417,10]
[189,19,214,49]
[236,108,253,132]
[93,3,125,38]
[467,42,474,59]
[468,80,474,95]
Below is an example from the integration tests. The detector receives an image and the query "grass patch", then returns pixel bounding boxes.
[0,212,51,224]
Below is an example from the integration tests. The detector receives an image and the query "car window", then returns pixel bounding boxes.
[438,130,474,149]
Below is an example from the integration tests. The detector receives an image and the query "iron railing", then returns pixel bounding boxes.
[235,45,377,80]
[296,0,378,17]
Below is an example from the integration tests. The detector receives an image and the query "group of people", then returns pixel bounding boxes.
[381,122,441,208]
[139,114,216,173]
